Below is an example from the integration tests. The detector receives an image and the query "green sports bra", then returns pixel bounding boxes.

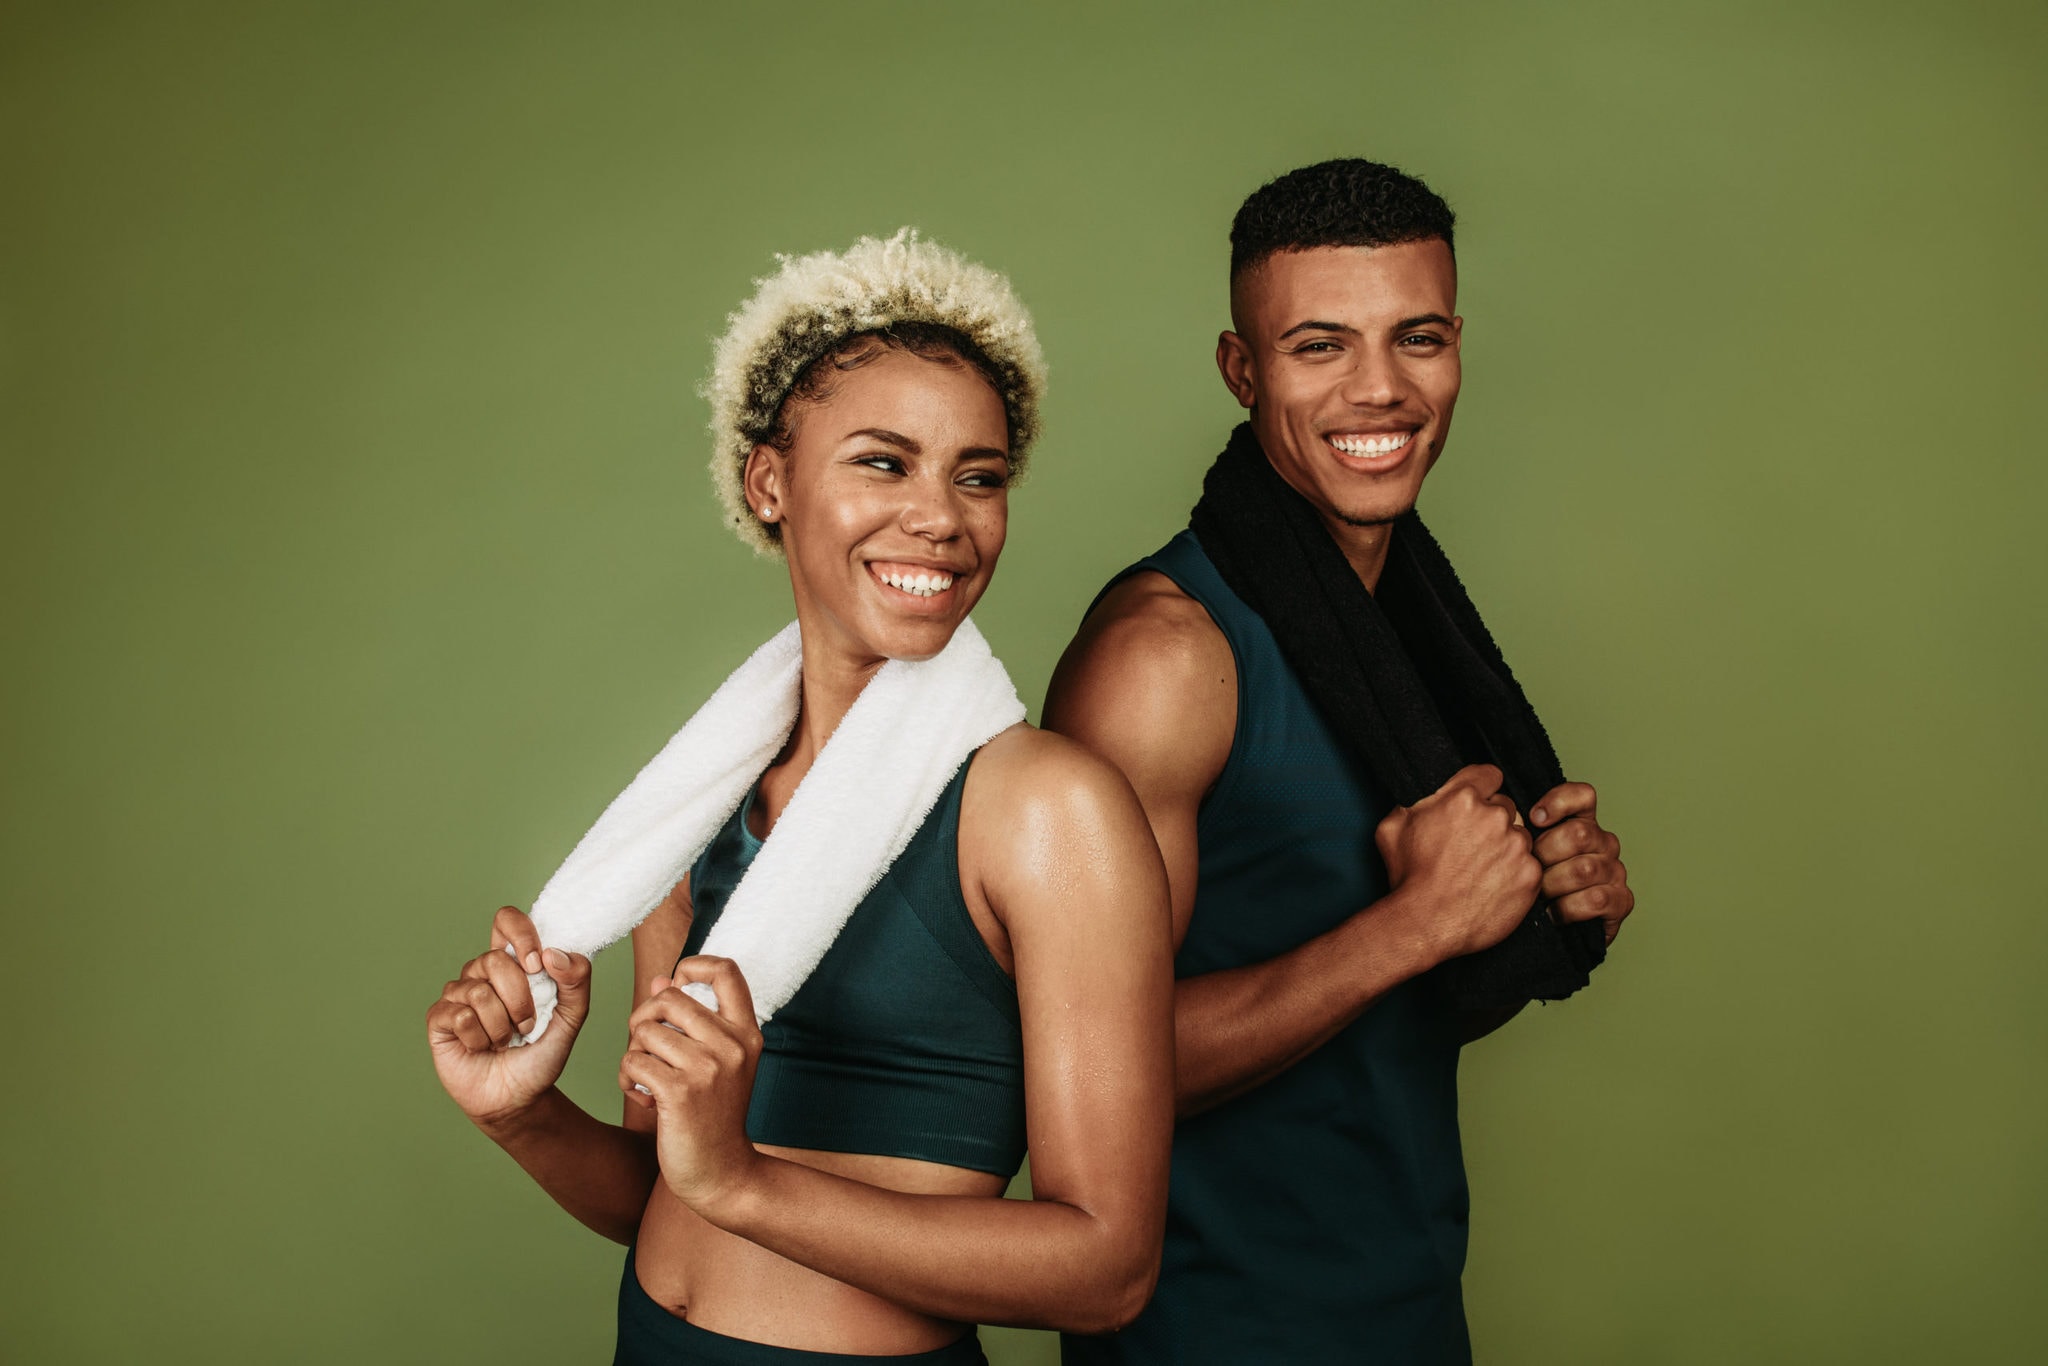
[678,753,1027,1177]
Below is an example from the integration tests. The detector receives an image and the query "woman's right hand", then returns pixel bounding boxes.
[426,905,592,1129]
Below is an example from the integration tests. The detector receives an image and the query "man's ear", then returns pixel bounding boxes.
[1216,331,1257,410]
[741,444,783,523]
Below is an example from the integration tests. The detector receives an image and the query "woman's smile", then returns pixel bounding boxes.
[865,558,965,604]
[748,347,1011,664]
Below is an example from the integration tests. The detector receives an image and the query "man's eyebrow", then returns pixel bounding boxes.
[844,428,921,453]
[1394,313,1456,331]
[1277,319,1359,340]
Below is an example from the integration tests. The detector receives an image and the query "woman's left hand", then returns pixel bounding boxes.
[618,955,765,1218]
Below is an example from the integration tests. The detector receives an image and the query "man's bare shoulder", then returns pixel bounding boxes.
[1044,570,1236,806]
[1051,570,1234,706]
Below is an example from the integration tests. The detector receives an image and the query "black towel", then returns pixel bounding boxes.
[1188,421,1604,1010]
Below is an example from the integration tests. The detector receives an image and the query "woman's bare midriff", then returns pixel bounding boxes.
[632,1141,1010,1354]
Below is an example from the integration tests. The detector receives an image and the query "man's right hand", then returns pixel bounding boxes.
[426,905,592,1130]
[1374,764,1542,963]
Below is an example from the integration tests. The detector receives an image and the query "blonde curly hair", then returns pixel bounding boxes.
[703,228,1047,555]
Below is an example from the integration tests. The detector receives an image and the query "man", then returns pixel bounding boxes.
[1046,160,1635,1363]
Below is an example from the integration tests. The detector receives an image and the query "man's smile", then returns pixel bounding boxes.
[1326,430,1413,456]
[1323,427,1420,471]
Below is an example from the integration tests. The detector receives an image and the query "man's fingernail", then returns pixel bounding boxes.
[544,948,568,970]
[517,1017,536,1034]
[523,952,542,973]
[1531,807,1547,824]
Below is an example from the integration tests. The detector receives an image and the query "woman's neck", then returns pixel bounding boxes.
[770,612,889,791]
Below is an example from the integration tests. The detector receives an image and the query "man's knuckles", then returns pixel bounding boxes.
[1534,817,1593,860]
[1565,853,1608,886]
[1553,892,1602,922]
[1533,782,1597,823]
[1453,763,1505,797]
[1544,852,1628,893]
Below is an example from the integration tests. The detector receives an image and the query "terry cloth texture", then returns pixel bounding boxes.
[1188,421,1605,1009]
[516,617,1024,1042]
[680,755,1027,1176]
[616,1246,990,1364]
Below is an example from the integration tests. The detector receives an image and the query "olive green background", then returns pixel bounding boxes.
[4,2,2043,1362]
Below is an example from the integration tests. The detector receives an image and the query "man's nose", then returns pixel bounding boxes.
[1341,347,1407,408]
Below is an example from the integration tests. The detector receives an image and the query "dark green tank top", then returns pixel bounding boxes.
[678,753,1027,1178]
[1063,532,1472,1366]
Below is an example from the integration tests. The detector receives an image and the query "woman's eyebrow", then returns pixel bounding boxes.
[844,427,921,452]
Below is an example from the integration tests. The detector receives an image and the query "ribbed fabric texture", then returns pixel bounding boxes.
[1061,533,1471,1366]
[680,756,1027,1178]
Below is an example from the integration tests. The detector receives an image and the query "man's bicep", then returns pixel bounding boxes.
[1043,580,1234,945]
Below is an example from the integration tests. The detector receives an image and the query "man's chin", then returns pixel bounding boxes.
[1334,501,1415,529]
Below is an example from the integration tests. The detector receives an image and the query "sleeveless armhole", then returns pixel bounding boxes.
[1085,532,1255,826]
[886,756,1021,1029]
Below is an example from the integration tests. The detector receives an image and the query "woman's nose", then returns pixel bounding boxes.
[899,477,963,540]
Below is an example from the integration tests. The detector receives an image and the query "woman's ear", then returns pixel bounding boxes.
[741,444,784,527]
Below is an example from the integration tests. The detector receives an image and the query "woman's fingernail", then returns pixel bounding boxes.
[1531,807,1547,825]
[544,948,568,970]
[517,1017,536,1034]
[523,952,542,973]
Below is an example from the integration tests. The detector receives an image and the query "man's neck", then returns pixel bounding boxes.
[1321,512,1395,593]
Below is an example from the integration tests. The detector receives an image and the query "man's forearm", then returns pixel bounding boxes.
[1175,891,1442,1117]
[477,1086,660,1244]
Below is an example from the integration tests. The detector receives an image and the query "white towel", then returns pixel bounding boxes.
[513,617,1024,1043]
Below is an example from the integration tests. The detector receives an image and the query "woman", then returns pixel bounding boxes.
[426,230,1174,1364]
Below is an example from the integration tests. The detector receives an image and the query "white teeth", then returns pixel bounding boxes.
[875,567,954,597]
[1330,432,1413,456]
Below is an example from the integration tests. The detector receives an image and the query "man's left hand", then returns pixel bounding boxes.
[1528,782,1633,945]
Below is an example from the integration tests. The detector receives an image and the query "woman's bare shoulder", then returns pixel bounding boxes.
[967,722,1137,820]
[959,724,1160,906]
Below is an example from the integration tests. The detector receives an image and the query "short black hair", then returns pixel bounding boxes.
[1229,158,1456,280]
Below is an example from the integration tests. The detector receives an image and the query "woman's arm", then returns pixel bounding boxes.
[618,733,1176,1334]
[472,1086,658,1246]
[428,892,692,1244]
